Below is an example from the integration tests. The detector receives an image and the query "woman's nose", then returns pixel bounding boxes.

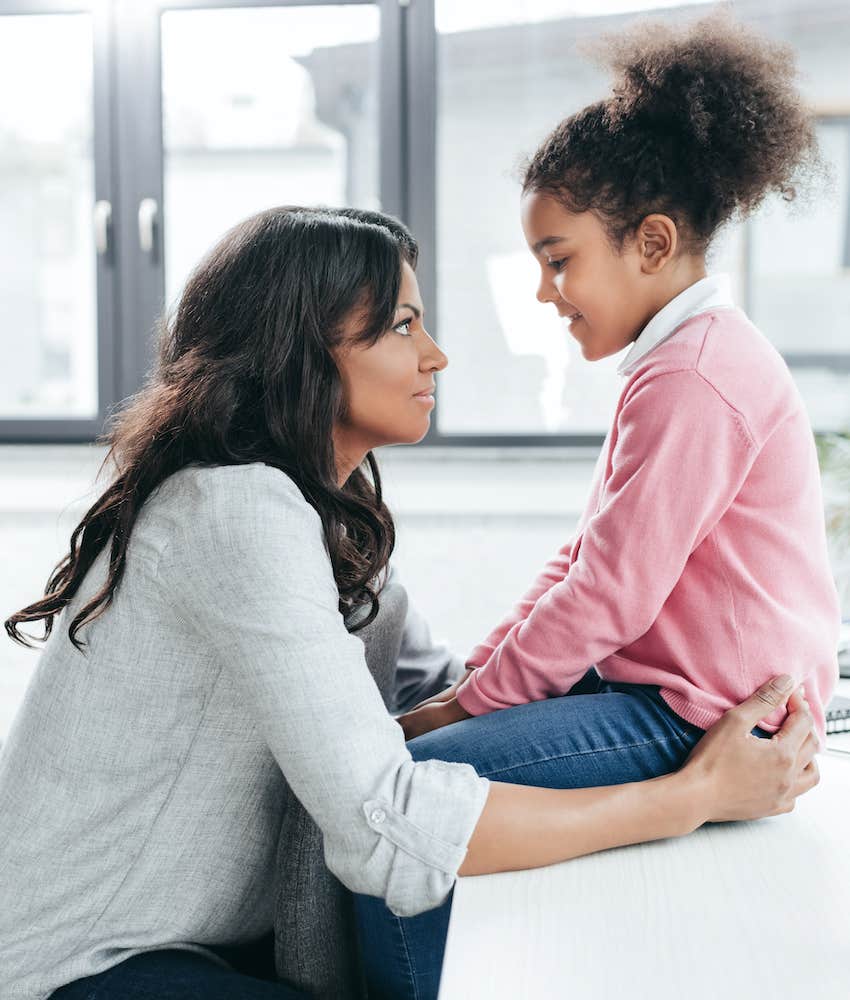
[420,329,448,371]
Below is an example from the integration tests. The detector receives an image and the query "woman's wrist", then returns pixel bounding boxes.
[668,762,713,834]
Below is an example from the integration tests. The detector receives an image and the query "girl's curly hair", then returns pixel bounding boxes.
[523,9,822,253]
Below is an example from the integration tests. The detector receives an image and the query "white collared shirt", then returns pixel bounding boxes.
[617,273,735,378]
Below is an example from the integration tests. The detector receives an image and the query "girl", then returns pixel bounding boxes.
[361,12,839,999]
[401,12,840,743]
[0,205,813,1000]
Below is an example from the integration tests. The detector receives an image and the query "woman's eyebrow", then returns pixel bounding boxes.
[397,302,423,319]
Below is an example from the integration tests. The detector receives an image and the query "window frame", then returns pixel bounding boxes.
[0,0,847,444]
[0,0,406,441]
[418,7,850,446]
[0,0,119,441]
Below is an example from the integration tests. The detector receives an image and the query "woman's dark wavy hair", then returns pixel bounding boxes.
[6,205,418,651]
[522,10,821,253]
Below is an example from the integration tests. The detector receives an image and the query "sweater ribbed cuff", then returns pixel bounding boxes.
[455,669,503,716]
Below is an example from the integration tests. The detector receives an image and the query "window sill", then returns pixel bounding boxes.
[0,443,600,519]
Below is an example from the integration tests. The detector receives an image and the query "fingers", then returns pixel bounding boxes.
[796,729,819,769]
[771,687,814,752]
[792,757,820,799]
[785,687,808,713]
[740,674,795,722]
[409,690,451,712]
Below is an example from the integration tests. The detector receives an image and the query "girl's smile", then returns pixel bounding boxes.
[520,190,706,363]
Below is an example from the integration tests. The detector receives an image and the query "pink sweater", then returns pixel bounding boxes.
[455,307,840,743]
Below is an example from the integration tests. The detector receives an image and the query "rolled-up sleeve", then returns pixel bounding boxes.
[157,465,490,916]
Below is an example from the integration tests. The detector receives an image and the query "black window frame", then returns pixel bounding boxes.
[1,0,848,445]
[0,0,118,441]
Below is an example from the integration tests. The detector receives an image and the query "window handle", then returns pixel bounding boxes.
[93,200,112,255]
[137,197,159,255]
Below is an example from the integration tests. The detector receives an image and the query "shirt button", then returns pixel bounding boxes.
[370,808,386,824]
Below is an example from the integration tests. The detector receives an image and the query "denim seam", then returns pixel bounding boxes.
[396,915,422,1000]
[611,684,704,745]
[477,732,686,780]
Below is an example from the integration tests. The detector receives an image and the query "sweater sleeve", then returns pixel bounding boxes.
[455,371,757,716]
[465,543,574,667]
[158,465,490,917]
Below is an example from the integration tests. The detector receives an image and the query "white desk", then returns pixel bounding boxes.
[440,751,850,1000]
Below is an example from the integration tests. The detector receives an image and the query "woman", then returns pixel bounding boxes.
[1,206,817,1000]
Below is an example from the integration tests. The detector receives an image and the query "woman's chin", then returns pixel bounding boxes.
[367,424,432,452]
[392,418,432,447]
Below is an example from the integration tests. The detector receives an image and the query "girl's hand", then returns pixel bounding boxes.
[397,696,472,741]
[683,676,820,824]
[407,666,477,712]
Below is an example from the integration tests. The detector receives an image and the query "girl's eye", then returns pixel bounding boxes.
[393,318,414,337]
[547,257,568,272]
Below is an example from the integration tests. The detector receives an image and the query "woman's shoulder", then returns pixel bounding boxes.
[142,462,325,563]
[154,462,313,514]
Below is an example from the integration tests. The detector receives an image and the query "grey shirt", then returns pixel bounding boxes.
[0,464,490,1000]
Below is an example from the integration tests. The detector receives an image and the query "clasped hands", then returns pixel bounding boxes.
[396,669,475,741]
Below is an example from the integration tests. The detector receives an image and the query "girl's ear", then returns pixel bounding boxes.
[637,214,678,273]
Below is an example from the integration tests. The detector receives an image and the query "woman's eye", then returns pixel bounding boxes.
[547,257,568,272]
[393,319,413,337]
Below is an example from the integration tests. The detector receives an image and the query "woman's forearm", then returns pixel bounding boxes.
[458,770,705,876]
[456,678,815,877]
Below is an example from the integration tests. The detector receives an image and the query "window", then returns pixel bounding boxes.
[1,0,847,442]
[432,0,850,441]
[160,4,381,308]
[0,11,100,424]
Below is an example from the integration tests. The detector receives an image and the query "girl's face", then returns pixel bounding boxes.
[333,262,447,468]
[520,191,658,361]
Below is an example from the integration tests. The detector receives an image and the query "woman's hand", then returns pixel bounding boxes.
[682,675,820,825]
[397,696,472,741]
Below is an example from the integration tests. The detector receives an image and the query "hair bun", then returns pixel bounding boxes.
[595,10,818,217]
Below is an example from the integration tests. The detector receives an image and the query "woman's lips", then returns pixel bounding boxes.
[413,385,435,400]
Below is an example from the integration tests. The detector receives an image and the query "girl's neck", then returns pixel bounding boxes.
[651,256,708,315]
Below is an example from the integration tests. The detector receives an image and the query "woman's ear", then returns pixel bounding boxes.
[637,214,678,273]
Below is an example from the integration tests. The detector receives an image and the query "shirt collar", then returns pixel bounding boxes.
[617,273,735,378]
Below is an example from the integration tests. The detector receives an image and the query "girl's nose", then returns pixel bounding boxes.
[536,270,557,305]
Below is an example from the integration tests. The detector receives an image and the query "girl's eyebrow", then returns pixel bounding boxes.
[397,302,422,319]
[532,236,570,254]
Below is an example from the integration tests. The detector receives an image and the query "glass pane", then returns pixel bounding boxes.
[0,14,97,419]
[750,120,850,356]
[435,0,850,436]
[162,5,380,309]
[791,368,850,433]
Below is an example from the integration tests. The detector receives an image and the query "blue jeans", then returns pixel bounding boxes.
[354,668,770,1000]
[49,931,307,999]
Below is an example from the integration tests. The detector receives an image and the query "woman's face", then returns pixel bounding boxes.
[333,261,447,468]
[520,190,655,361]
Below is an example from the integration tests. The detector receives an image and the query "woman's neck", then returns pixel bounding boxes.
[333,430,367,487]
